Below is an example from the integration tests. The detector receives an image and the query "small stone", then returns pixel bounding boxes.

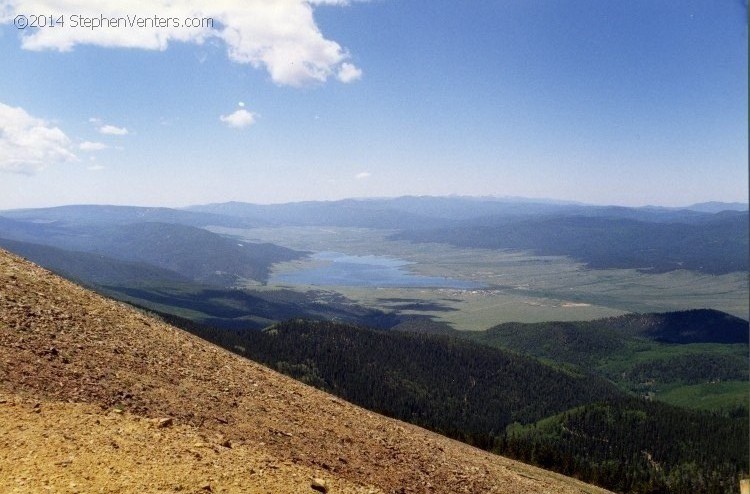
[157,417,173,428]
[311,478,328,493]
[200,484,212,492]
[220,439,232,448]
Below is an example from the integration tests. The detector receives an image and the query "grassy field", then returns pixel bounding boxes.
[211,226,749,330]
[658,381,749,410]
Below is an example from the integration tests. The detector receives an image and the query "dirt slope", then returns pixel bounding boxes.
[0,249,611,494]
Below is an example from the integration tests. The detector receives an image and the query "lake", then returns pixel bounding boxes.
[271,251,483,289]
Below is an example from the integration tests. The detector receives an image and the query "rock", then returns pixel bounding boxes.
[157,417,173,428]
[311,478,328,493]
[220,439,232,448]
[200,483,212,491]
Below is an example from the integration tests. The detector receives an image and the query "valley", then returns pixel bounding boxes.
[214,225,749,328]
[0,197,747,493]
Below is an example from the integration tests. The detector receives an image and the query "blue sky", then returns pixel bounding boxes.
[0,0,747,209]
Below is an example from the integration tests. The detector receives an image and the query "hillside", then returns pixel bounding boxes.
[0,237,191,286]
[392,213,749,275]
[0,219,304,285]
[180,318,623,438]
[466,312,749,415]
[168,316,748,493]
[0,248,609,494]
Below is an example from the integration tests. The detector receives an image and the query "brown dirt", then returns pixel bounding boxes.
[0,249,612,494]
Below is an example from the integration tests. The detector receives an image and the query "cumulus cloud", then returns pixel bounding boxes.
[355,171,371,180]
[337,62,362,83]
[0,102,76,174]
[98,124,128,135]
[220,108,257,129]
[0,1,364,87]
[79,140,108,151]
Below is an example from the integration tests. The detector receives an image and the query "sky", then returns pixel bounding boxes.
[0,0,747,209]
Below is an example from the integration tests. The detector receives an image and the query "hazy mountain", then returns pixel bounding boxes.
[0,237,189,286]
[188,196,727,226]
[0,204,255,228]
[684,201,749,213]
[187,199,451,229]
[78,222,304,285]
[0,219,303,285]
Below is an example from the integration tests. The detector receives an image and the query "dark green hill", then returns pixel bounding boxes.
[465,310,749,411]
[472,320,626,367]
[172,318,624,441]
[474,309,748,366]
[600,309,749,344]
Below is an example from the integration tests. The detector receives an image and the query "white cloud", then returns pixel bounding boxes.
[87,163,105,171]
[308,0,351,5]
[0,102,76,174]
[79,140,108,151]
[1,1,364,87]
[337,62,362,83]
[99,124,128,135]
[220,108,257,129]
[355,171,371,180]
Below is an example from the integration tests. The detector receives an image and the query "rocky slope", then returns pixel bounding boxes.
[0,249,611,494]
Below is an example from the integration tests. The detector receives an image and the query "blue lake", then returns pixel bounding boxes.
[271,251,483,289]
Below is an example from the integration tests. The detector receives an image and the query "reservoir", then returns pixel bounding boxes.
[271,251,482,289]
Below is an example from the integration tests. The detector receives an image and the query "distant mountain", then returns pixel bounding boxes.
[187,199,451,229]
[189,196,733,226]
[0,204,255,228]
[684,201,749,213]
[3,198,737,234]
